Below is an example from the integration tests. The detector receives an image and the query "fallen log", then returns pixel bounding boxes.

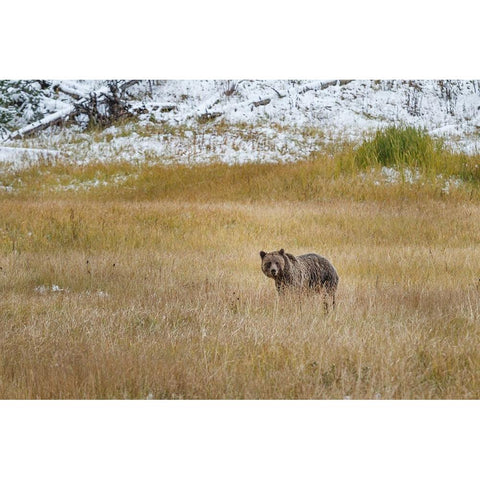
[53,84,84,100]
[4,107,75,141]
[264,85,286,98]
[119,80,140,92]
[251,98,271,108]
[198,111,223,122]
[299,80,354,94]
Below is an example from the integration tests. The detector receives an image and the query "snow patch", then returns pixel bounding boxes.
[380,166,421,184]
[371,166,463,193]
[35,284,67,294]
[0,146,61,169]
[53,174,133,191]
[441,177,463,194]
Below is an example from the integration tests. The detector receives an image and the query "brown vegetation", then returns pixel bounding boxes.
[1,180,480,398]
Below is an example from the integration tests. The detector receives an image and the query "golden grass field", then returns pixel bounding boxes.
[1,148,480,399]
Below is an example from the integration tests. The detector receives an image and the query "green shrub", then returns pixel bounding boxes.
[354,126,442,170]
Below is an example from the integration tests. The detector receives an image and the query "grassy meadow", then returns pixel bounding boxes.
[1,126,480,399]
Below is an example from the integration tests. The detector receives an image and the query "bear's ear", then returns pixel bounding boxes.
[260,251,266,259]
[279,248,285,255]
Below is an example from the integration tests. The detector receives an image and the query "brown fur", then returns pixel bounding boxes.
[259,248,339,311]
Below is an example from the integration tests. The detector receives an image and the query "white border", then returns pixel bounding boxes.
[3,1,480,79]
[1,400,479,479]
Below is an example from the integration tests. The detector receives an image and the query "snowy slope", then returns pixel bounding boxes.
[133,80,480,148]
[1,80,480,169]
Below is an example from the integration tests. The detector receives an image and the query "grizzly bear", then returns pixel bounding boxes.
[259,249,339,311]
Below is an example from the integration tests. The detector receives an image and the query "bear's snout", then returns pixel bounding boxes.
[270,267,278,277]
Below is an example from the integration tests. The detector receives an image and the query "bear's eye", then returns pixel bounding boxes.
[265,262,271,268]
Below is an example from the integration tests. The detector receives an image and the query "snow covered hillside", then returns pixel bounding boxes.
[135,80,480,144]
[1,80,480,169]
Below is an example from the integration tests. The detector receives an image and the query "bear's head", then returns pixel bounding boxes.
[260,249,286,279]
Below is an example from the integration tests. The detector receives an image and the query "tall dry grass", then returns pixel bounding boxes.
[1,196,480,399]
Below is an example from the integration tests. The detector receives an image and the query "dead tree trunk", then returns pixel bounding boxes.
[4,107,76,141]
